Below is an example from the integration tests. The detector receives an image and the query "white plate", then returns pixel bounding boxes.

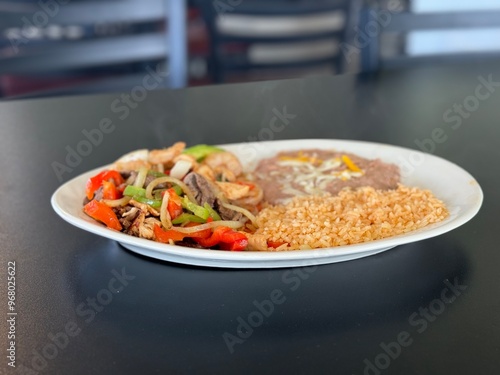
[51,139,483,268]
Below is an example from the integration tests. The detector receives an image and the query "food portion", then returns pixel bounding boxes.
[252,149,400,204]
[248,185,448,251]
[82,142,449,251]
[248,148,448,250]
[83,142,263,251]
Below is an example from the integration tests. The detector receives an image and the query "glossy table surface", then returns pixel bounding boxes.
[1,61,499,374]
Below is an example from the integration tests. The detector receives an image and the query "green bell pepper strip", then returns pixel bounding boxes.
[123,185,146,197]
[181,196,210,220]
[132,196,162,209]
[147,170,168,177]
[171,213,206,225]
[171,185,183,196]
[123,186,161,208]
[204,203,221,221]
[153,189,166,200]
[182,144,224,161]
[126,182,182,200]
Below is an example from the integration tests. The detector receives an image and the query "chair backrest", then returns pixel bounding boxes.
[360,0,500,72]
[196,0,353,83]
[0,0,187,97]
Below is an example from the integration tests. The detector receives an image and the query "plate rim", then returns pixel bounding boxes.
[50,138,484,268]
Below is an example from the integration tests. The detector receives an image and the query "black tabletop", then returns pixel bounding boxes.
[1,61,499,375]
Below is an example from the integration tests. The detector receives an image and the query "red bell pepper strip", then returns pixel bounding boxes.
[85,170,124,200]
[219,238,248,251]
[184,223,212,239]
[194,226,248,250]
[164,188,183,220]
[102,181,122,200]
[154,225,186,242]
[193,226,230,248]
[84,200,122,231]
[220,229,247,244]
[153,224,212,243]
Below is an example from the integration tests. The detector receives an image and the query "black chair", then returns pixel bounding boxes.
[196,0,354,83]
[0,0,187,98]
[360,0,500,72]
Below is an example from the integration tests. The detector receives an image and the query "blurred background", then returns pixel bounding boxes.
[1,0,499,99]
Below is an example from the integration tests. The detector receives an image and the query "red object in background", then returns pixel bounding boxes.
[0,74,114,98]
[187,6,211,86]
[187,7,209,57]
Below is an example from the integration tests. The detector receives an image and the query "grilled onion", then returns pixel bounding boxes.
[221,202,258,227]
[172,220,244,234]
[145,176,196,203]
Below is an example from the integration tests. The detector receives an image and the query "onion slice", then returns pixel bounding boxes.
[102,196,131,207]
[160,192,172,229]
[172,220,244,234]
[134,166,148,188]
[145,176,197,203]
[170,160,192,180]
[221,202,258,227]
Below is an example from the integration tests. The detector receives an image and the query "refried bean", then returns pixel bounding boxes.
[252,149,400,204]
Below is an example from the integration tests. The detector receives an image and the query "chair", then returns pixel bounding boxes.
[195,0,354,83]
[0,0,187,98]
[360,0,500,72]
